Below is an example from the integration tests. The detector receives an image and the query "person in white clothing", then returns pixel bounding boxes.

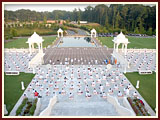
[118,91,123,97]
[97,78,101,83]
[85,91,91,98]
[91,81,95,87]
[40,85,44,91]
[133,91,138,97]
[70,84,74,90]
[103,75,106,80]
[78,89,83,94]
[108,88,113,93]
[61,88,66,95]
[114,84,118,90]
[99,84,104,92]
[69,92,73,99]
[102,92,107,98]
[126,88,130,96]
[93,88,97,94]
[106,81,110,86]
[46,88,49,96]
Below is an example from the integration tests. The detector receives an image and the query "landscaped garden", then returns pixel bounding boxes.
[4,72,35,115]
[127,97,150,116]
[16,97,38,116]
[98,36,156,49]
[4,36,56,48]
[124,72,156,111]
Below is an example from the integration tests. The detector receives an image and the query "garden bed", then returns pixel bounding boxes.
[16,97,38,116]
[127,97,150,116]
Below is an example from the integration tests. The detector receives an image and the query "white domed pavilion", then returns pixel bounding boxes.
[57,28,63,38]
[112,31,130,55]
[26,32,44,54]
[91,28,97,38]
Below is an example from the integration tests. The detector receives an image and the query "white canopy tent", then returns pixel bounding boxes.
[91,28,97,38]
[26,32,44,54]
[112,31,130,55]
[57,28,63,38]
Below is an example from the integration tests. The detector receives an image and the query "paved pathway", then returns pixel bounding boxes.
[44,47,113,65]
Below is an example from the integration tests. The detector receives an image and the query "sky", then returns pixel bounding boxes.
[4,4,156,12]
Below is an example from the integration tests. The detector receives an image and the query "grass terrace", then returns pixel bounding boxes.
[4,36,56,48]
[124,72,156,111]
[4,72,35,115]
[98,36,156,49]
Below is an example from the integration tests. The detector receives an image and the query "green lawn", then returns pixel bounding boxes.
[98,36,156,49]
[4,36,56,48]
[124,72,156,111]
[4,72,35,115]
[4,27,57,37]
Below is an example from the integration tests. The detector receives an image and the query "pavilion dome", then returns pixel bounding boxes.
[57,28,63,33]
[26,32,44,44]
[112,31,129,44]
[91,28,96,33]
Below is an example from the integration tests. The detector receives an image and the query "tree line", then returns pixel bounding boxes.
[4,4,156,35]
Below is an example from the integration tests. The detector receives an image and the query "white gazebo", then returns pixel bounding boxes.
[91,28,97,38]
[57,28,63,38]
[112,31,130,55]
[26,32,44,55]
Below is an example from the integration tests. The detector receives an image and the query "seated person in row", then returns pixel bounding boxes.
[49,81,53,87]
[77,81,81,87]
[118,91,123,97]
[114,84,119,90]
[28,84,32,91]
[106,81,110,86]
[85,85,89,92]
[99,84,104,92]
[70,84,74,90]
[69,92,74,99]
[61,88,66,95]
[46,88,49,96]
[54,85,59,90]
[103,75,106,80]
[133,91,138,97]
[97,78,101,83]
[40,85,44,91]
[85,91,91,98]
[77,89,83,95]
[119,82,124,86]
[108,88,113,93]
[102,92,107,98]
[93,88,97,95]
[91,81,95,87]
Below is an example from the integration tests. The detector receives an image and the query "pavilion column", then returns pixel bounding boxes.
[29,43,32,54]
[32,43,34,52]
[58,32,59,38]
[116,43,119,52]
[41,42,43,53]
[114,43,115,50]
[124,44,128,55]
[91,33,92,38]
[38,44,41,53]
[122,43,124,52]
[94,32,96,37]
[61,32,63,37]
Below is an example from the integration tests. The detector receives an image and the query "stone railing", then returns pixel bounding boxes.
[107,94,136,116]
[127,48,156,53]
[28,52,45,69]
[39,96,57,116]
[4,48,29,53]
